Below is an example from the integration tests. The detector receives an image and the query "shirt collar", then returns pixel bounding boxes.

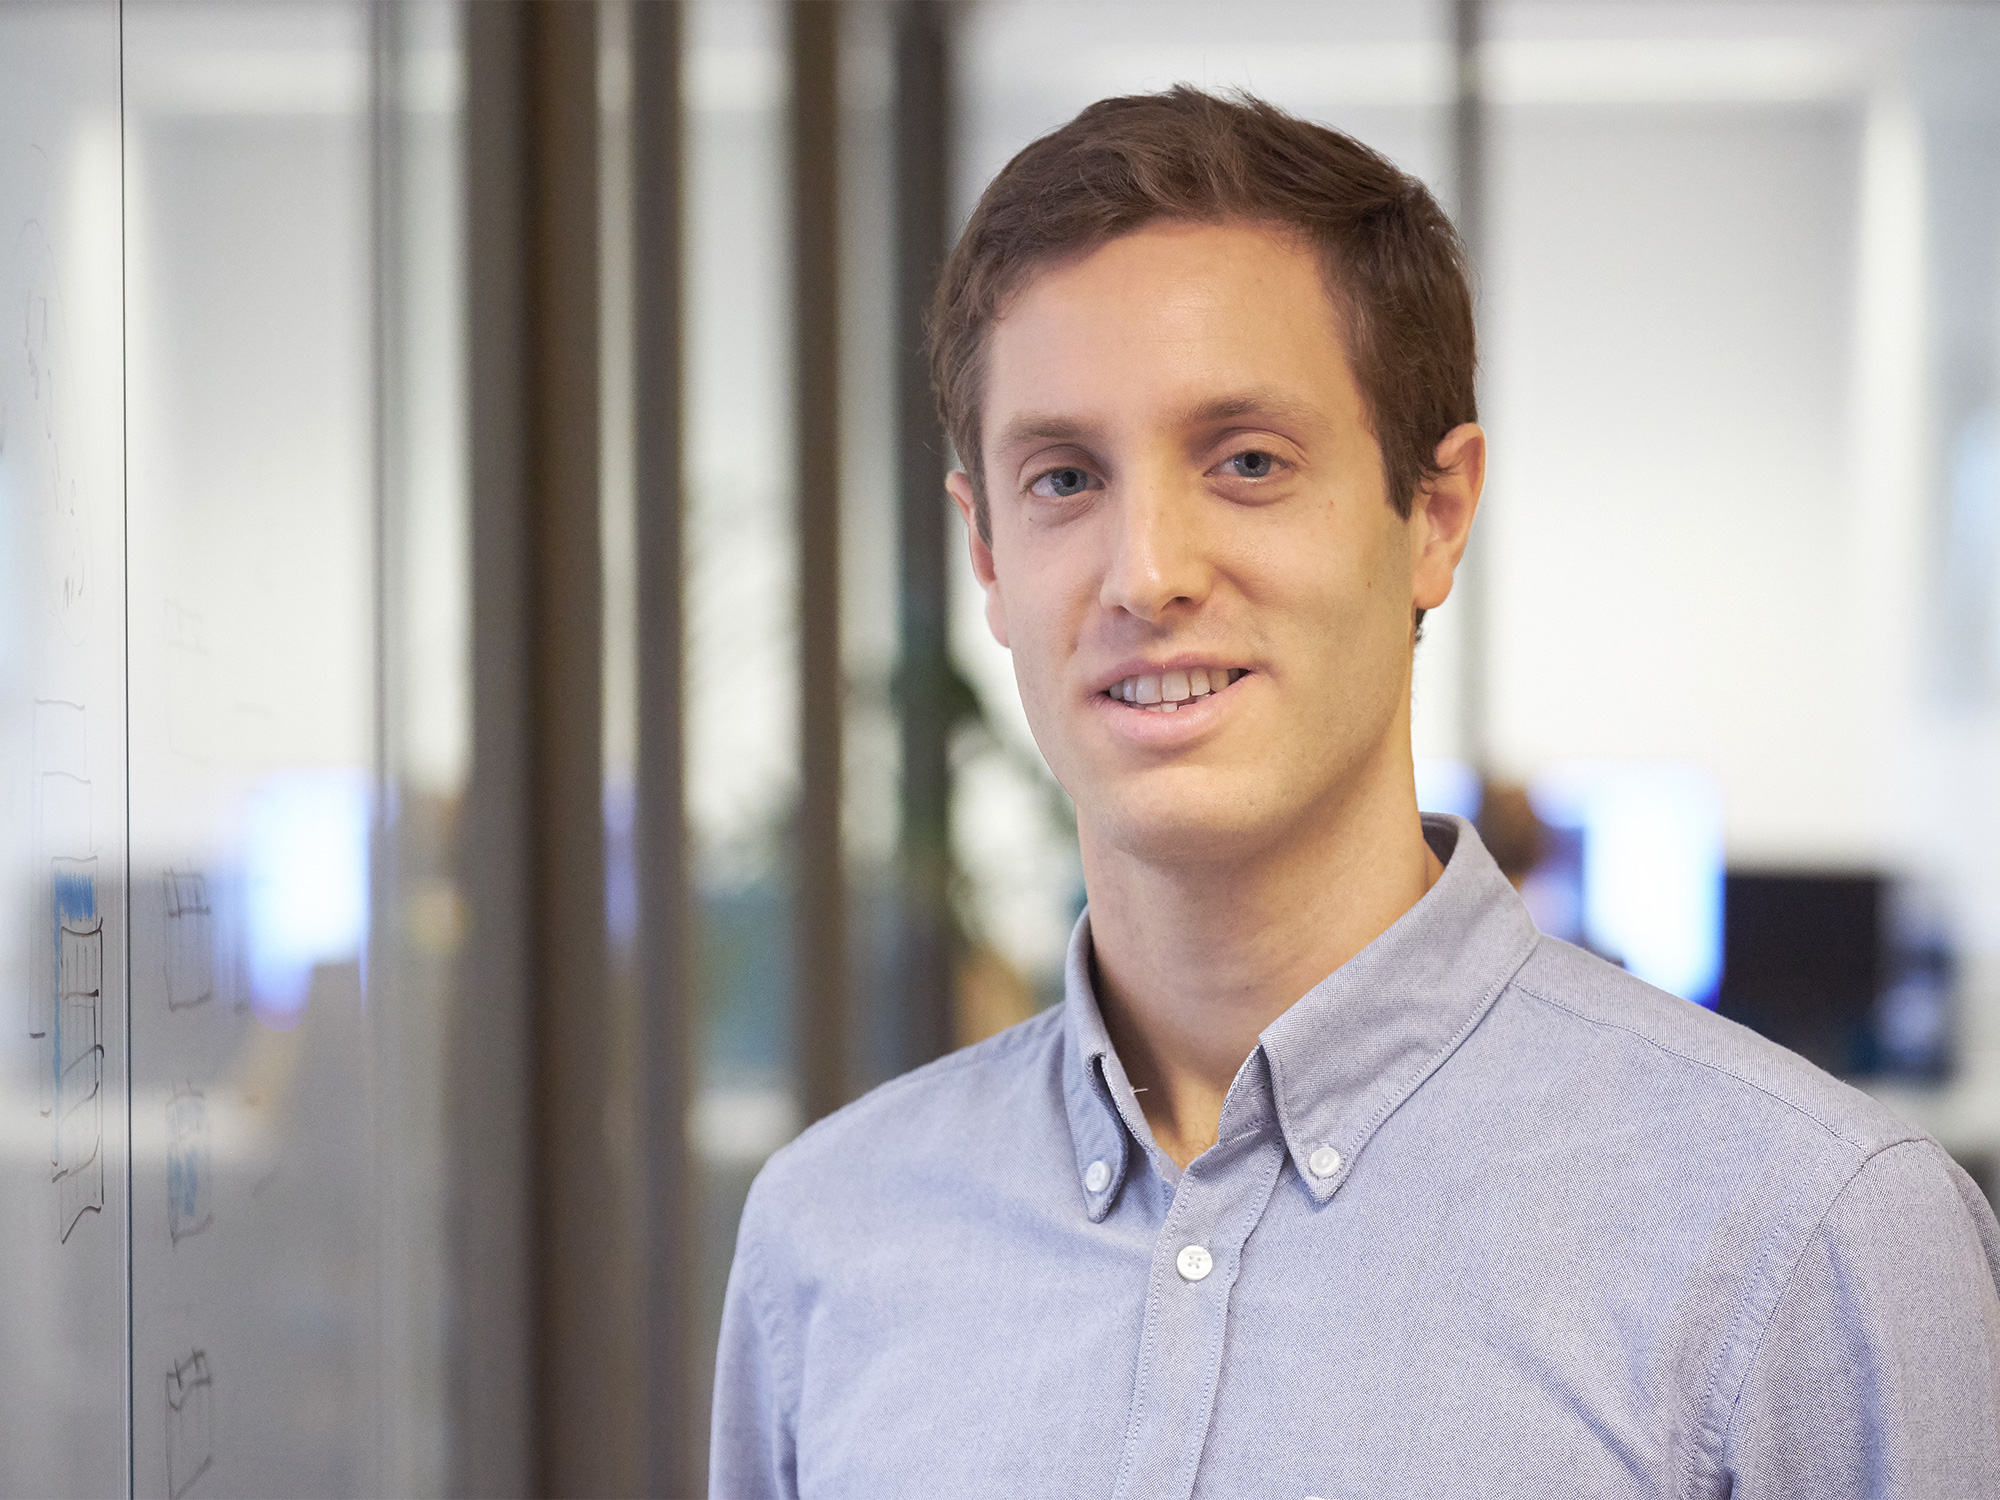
[1062,928,1140,1222]
[1061,815,1541,1217]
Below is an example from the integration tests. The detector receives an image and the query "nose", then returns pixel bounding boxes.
[1098,467,1209,624]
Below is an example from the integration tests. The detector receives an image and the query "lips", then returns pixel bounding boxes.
[1103,667,1248,713]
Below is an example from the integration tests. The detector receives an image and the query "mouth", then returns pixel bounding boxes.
[1102,666,1249,714]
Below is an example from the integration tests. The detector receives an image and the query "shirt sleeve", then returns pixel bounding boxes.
[1723,1138,2000,1498]
[709,1181,800,1500]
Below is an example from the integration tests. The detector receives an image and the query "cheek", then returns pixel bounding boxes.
[991,542,1101,756]
[1254,536,1408,694]
[1002,604,1085,790]
[983,583,1010,650]
[1009,596,1071,713]
[1316,515,1409,619]
[988,544,1066,688]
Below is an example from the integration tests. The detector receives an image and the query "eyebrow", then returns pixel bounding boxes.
[992,412,1098,458]
[1176,390,1322,433]
[994,391,1321,455]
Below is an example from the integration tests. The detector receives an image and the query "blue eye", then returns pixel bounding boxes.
[1035,466,1094,499]
[1226,450,1276,479]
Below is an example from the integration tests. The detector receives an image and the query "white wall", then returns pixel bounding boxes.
[1472,5,2000,1150]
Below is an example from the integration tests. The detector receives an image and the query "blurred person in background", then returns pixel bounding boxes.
[1474,779,1544,888]
[711,87,2000,1498]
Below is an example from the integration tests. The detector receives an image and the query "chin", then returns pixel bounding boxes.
[1089,778,1286,868]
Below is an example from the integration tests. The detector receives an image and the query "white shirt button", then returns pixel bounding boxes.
[1308,1146,1342,1178]
[1176,1244,1213,1282]
[1083,1159,1110,1193]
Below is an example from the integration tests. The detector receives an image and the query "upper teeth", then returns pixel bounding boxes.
[1108,667,1242,711]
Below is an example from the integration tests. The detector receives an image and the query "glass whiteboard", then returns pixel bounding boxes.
[2,3,462,1494]
[0,4,129,1493]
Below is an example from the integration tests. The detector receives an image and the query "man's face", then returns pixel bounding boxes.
[952,219,1470,868]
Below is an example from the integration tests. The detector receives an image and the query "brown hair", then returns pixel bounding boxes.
[929,86,1476,544]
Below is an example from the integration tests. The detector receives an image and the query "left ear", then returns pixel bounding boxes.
[1410,422,1485,612]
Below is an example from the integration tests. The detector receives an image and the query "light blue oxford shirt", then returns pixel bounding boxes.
[711,817,2000,1499]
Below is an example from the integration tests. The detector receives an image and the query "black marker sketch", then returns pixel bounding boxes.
[29,698,88,1059]
[165,1350,214,1500]
[51,855,102,1244]
[32,701,99,1241]
[164,867,214,1010]
[166,1088,213,1245]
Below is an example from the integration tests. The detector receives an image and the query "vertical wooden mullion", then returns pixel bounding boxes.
[456,3,535,1493]
[792,2,846,1126]
[630,0,692,1494]
[521,2,625,1494]
[463,3,637,1495]
[891,0,955,1075]
[1451,0,1489,774]
[365,5,399,1492]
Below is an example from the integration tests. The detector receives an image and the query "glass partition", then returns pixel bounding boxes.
[0,5,128,1493]
[2,2,467,1492]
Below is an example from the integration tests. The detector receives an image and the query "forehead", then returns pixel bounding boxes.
[980,220,1359,452]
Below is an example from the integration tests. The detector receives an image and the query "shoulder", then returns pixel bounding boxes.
[738,1005,1070,1244]
[768,1002,1068,1178]
[1767,1132,2000,1349]
[1722,1133,2000,1489]
[1822,1133,2000,1247]
[1484,938,2000,1476]
[1497,934,1923,1161]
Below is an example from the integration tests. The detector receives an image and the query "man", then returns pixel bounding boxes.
[712,88,2000,1498]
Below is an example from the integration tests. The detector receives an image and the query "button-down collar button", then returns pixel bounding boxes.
[1083,1159,1110,1193]
[1175,1244,1213,1282]
[1308,1145,1342,1179]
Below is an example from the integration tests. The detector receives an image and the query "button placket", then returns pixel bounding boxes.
[1110,1130,1287,1500]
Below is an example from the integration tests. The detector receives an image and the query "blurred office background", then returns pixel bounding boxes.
[2,1,1997,1495]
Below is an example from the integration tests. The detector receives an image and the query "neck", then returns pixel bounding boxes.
[1082,745,1442,1169]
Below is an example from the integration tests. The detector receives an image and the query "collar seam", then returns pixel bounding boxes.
[1346,926,1541,1146]
[1509,976,1860,1148]
[1276,924,1540,1182]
